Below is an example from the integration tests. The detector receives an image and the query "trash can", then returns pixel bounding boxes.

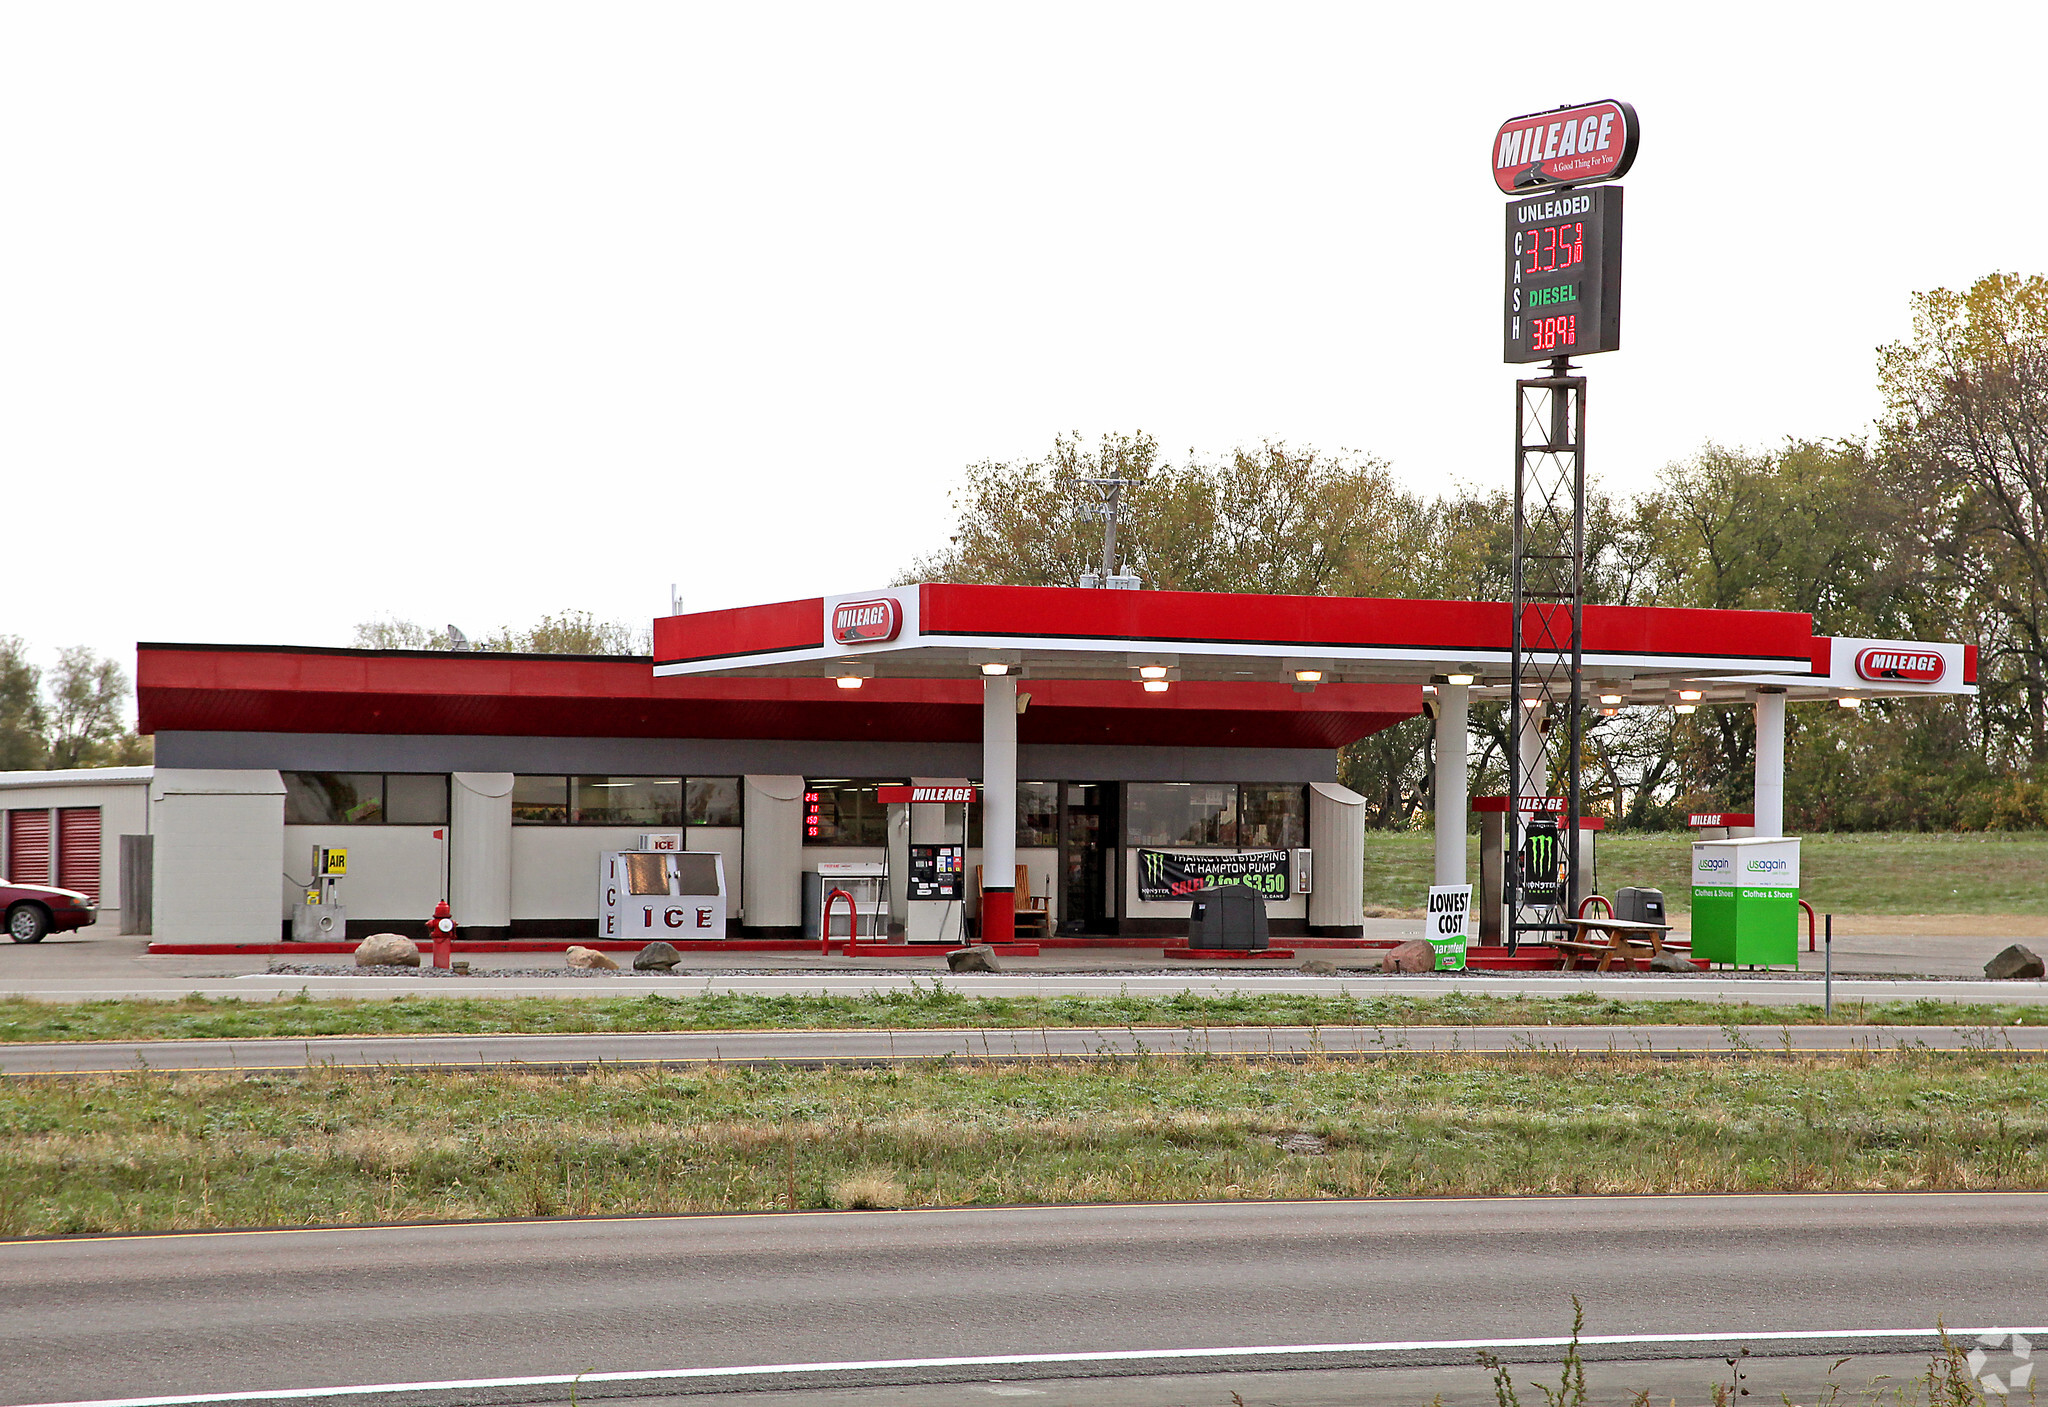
[1189,885,1270,950]
[1613,886,1666,926]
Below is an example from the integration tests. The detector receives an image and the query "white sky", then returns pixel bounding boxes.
[6,1,2044,678]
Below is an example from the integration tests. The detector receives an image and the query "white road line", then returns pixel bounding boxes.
[16,1326,2044,1407]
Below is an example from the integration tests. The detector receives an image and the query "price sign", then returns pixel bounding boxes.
[1503,186,1623,363]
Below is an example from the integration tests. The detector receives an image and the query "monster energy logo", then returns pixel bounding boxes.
[1521,820,1564,904]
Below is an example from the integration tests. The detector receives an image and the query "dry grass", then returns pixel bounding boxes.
[3,1050,2046,1238]
[828,1170,909,1209]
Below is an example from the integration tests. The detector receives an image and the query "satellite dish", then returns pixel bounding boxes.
[446,625,470,651]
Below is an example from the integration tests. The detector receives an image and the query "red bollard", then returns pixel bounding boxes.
[429,900,456,970]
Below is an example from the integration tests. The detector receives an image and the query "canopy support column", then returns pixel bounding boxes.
[1434,684,1470,888]
[1755,688,1786,839]
[981,675,1017,943]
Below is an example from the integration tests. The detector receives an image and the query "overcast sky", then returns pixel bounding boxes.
[6,2,2044,678]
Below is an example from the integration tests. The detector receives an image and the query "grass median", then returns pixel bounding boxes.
[2,1050,2044,1237]
[1,989,2043,1043]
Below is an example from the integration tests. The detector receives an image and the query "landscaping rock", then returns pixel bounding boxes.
[565,945,621,970]
[1985,944,2046,980]
[633,941,683,971]
[1648,950,1698,974]
[1299,958,1340,975]
[947,944,1001,973]
[353,933,420,967]
[1382,940,1436,973]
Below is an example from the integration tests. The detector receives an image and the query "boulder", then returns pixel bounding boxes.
[633,941,683,971]
[1648,950,1698,974]
[566,945,621,970]
[1984,944,2046,980]
[1299,958,1340,975]
[1382,940,1437,974]
[947,944,1001,973]
[353,933,420,968]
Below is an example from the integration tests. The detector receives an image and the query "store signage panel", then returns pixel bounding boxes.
[831,597,902,644]
[1854,647,1945,683]
[1137,849,1291,902]
[1504,186,1623,363]
[1686,812,1755,828]
[1491,100,1639,194]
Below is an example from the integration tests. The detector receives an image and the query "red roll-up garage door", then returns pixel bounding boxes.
[57,807,102,904]
[7,810,51,885]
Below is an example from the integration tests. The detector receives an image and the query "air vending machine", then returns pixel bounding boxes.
[600,843,727,940]
[292,845,348,941]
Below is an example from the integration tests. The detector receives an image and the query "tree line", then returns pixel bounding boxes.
[0,641,151,771]
[905,272,2048,832]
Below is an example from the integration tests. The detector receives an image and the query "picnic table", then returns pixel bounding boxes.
[1548,915,1674,971]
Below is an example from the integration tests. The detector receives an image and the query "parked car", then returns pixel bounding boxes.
[3,882,96,942]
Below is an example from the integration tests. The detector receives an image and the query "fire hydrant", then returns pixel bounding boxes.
[428,899,457,970]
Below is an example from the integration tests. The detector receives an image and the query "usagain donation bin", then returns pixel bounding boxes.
[1688,836,1800,966]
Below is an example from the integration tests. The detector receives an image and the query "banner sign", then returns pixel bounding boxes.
[1137,849,1291,902]
[1491,99,1639,194]
[1426,884,1473,971]
[875,785,978,805]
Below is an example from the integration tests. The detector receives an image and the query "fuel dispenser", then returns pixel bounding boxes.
[877,784,975,945]
[1473,799,1601,945]
[292,845,348,941]
[599,843,727,940]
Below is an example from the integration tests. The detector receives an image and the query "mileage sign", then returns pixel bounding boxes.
[1503,185,1623,364]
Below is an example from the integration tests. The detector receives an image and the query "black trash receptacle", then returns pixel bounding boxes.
[1188,885,1270,950]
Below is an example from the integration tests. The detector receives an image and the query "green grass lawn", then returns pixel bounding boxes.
[0,990,2038,1043]
[1363,829,2048,915]
[2,1052,2041,1236]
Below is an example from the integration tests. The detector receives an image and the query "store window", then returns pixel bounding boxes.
[573,776,682,827]
[284,774,450,825]
[1017,782,1059,847]
[1239,785,1308,849]
[686,778,742,827]
[803,779,906,846]
[511,777,741,826]
[1126,783,1238,847]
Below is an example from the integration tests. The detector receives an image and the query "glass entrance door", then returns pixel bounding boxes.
[1060,783,1118,934]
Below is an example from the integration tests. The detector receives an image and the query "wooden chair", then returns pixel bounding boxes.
[975,864,1052,940]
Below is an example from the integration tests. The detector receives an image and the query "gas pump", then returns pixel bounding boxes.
[292,845,348,941]
[877,784,976,945]
[1474,799,1600,945]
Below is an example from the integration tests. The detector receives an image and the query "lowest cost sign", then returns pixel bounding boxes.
[1426,885,1473,971]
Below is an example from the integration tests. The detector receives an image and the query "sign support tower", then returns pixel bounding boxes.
[1506,358,1586,950]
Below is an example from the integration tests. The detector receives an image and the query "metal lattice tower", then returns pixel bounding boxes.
[1506,357,1586,951]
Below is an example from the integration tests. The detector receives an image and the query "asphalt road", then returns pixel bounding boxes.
[1,1022,2041,1074]
[3,1196,2045,1407]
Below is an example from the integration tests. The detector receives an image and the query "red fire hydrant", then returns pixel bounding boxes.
[428,899,457,970]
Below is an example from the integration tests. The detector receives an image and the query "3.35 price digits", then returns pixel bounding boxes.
[1521,221,1583,275]
[1530,315,1577,351]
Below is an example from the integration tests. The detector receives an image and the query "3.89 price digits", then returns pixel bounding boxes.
[1530,315,1577,351]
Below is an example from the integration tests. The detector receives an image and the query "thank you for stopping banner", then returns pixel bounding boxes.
[1137,849,1291,901]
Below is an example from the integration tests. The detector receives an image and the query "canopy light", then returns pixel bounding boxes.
[1421,684,1437,695]
[1137,665,1169,680]
[835,676,865,690]
[1678,689,1704,702]
[1142,679,1170,693]
[1599,707,1619,717]
[1599,693,1623,705]
[1838,696,1863,709]
[1521,697,1543,708]
[1293,669,1324,683]
[1674,703,1697,715]
[1446,673,1476,686]
[980,662,1009,676]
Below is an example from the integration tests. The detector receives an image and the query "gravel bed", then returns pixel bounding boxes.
[252,960,1965,982]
